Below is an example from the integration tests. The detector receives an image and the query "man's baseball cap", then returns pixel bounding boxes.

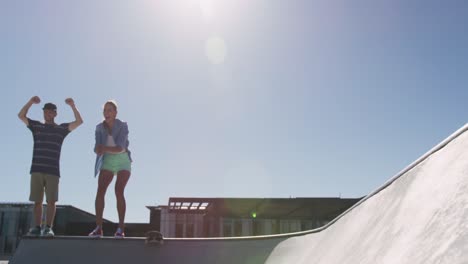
[43,103,57,111]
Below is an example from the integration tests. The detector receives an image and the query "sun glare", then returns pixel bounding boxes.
[199,0,215,20]
[205,37,227,64]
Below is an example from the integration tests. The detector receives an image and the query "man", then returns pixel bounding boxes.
[18,96,83,237]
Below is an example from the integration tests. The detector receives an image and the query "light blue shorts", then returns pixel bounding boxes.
[101,152,131,175]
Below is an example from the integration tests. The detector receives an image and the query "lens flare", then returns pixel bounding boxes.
[205,36,227,64]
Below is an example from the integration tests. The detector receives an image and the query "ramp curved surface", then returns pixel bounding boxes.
[267,124,468,264]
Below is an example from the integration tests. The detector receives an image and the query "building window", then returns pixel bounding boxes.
[289,220,300,232]
[271,219,279,234]
[253,220,263,236]
[234,220,242,237]
[175,223,183,237]
[223,220,232,237]
[301,220,314,231]
[0,212,5,236]
[280,220,289,233]
[186,224,194,238]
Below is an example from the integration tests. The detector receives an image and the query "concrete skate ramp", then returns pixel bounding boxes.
[9,235,288,264]
[267,124,468,264]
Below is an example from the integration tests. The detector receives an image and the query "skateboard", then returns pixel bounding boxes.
[145,231,164,246]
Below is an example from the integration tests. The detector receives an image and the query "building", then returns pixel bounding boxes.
[148,197,362,238]
[0,203,115,259]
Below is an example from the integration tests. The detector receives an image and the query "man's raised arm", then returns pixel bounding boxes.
[18,96,40,126]
[65,98,84,131]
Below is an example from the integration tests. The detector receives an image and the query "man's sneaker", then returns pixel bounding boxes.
[42,226,55,237]
[114,228,125,239]
[88,226,103,238]
[27,226,42,236]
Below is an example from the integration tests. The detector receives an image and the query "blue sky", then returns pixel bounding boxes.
[1,1,468,223]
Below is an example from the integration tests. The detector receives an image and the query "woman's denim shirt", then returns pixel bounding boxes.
[94,119,132,176]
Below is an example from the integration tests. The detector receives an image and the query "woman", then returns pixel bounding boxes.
[89,100,132,238]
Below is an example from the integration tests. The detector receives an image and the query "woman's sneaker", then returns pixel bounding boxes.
[88,226,103,238]
[42,226,55,237]
[114,228,125,239]
[27,226,42,236]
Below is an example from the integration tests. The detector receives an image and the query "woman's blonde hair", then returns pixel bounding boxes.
[104,100,118,111]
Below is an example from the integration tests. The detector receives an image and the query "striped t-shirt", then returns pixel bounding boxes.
[27,118,70,177]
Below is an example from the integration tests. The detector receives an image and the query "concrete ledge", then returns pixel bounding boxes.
[10,235,287,264]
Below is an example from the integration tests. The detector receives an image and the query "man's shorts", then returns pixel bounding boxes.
[101,152,131,175]
[30,172,59,203]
